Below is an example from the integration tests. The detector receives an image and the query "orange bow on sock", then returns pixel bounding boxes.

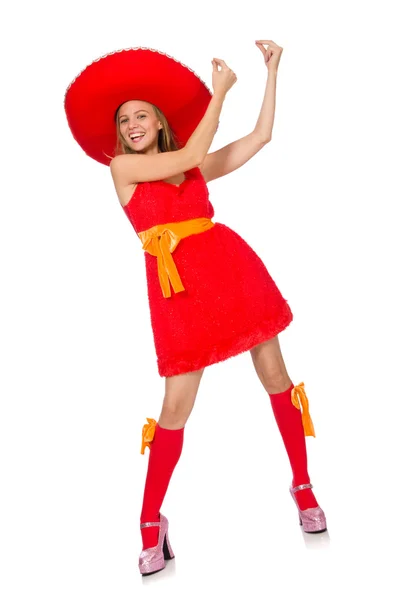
[141,418,157,454]
[290,382,316,437]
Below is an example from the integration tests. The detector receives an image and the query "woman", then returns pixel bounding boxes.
[64,40,327,577]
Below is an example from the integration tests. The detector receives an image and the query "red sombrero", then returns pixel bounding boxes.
[64,46,213,166]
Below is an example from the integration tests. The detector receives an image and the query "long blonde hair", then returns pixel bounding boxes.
[108,101,181,160]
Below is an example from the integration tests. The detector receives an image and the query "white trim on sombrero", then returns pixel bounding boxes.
[63,46,212,105]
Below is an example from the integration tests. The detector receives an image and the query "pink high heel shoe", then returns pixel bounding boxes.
[289,483,327,533]
[139,513,175,575]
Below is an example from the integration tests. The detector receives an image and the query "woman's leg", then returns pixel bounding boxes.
[250,335,318,510]
[140,367,205,549]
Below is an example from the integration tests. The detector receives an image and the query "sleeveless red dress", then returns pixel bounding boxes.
[122,166,293,377]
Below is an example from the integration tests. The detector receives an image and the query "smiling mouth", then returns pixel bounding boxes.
[129,133,146,143]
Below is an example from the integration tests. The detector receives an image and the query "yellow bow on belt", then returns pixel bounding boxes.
[291,382,316,437]
[141,417,157,454]
[138,217,215,298]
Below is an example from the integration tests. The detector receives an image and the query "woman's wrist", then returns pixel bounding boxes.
[212,89,227,103]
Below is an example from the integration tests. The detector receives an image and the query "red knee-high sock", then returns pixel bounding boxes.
[140,423,184,550]
[268,383,318,511]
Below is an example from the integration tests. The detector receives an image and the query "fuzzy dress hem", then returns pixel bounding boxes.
[157,301,293,377]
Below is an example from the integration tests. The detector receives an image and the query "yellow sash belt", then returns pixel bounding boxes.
[138,217,215,298]
[291,382,316,437]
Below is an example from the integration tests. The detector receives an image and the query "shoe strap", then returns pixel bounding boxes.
[291,483,313,493]
[140,521,161,529]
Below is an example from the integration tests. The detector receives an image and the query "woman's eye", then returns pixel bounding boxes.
[120,115,145,124]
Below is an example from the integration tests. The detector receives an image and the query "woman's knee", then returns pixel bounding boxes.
[159,368,205,428]
[250,336,292,393]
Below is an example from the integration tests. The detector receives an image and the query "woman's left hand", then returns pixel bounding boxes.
[255,40,283,72]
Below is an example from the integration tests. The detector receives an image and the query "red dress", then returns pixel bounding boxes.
[122,166,293,377]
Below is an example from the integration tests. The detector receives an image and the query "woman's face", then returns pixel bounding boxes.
[117,100,162,153]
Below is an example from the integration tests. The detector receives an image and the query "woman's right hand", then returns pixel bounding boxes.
[211,58,237,95]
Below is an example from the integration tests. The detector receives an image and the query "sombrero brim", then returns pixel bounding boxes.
[64,47,213,166]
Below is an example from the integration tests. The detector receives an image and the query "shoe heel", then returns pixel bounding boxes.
[290,483,327,533]
[139,513,173,575]
[163,531,175,560]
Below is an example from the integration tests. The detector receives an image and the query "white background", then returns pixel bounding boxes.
[1,0,397,598]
